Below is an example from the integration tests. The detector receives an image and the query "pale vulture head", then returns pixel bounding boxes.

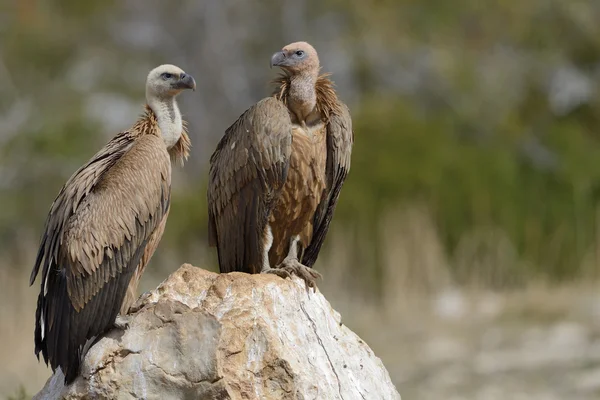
[270,41,320,75]
[145,64,196,101]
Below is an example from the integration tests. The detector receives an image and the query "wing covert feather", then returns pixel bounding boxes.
[63,135,170,308]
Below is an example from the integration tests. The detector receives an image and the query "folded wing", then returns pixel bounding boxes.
[208,97,292,273]
[30,132,171,383]
[302,103,353,267]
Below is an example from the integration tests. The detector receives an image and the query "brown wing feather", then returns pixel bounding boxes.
[302,102,353,267]
[31,132,171,383]
[208,97,292,274]
[120,207,170,315]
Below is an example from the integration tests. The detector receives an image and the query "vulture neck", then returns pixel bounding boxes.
[147,96,182,149]
[288,72,318,126]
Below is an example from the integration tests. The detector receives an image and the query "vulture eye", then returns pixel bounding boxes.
[161,73,173,80]
[295,50,305,57]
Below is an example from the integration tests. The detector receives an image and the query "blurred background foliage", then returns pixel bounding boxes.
[3,0,600,398]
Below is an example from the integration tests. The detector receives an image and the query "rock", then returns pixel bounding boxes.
[34,264,401,400]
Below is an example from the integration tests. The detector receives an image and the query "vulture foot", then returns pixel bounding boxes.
[273,257,322,289]
[114,315,131,330]
[261,266,292,280]
[129,291,152,314]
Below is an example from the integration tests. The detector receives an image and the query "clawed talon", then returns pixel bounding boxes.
[264,256,322,290]
[114,315,130,330]
[287,262,321,291]
[129,291,151,314]
[261,267,292,279]
[261,236,322,290]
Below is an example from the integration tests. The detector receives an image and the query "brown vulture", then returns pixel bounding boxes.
[29,64,196,383]
[208,41,353,288]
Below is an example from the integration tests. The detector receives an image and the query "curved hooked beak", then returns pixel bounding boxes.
[176,73,196,91]
[270,51,287,69]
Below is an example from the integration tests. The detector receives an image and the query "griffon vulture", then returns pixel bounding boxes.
[29,64,196,383]
[208,42,353,288]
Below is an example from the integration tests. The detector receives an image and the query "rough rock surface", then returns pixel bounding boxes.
[34,264,400,400]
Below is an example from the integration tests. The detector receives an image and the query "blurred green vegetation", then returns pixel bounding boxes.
[346,95,600,284]
[2,0,600,293]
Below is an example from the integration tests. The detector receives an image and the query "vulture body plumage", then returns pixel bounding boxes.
[30,65,196,383]
[208,42,353,288]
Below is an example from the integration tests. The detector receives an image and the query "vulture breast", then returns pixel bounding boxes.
[268,123,327,265]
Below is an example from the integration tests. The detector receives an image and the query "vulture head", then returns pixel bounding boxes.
[146,64,196,100]
[270,41,320,75]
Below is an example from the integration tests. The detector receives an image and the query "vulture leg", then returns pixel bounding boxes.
[129,290,152,314]
[263,236,322,289]
[260,224,292,279]
[113,290,150,330]
[114,315,131,330]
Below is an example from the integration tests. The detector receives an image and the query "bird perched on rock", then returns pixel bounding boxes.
[30,64,196,383]
[208,41,353,288]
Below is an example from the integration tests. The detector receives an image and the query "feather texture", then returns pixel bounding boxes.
[208,72,352,274]
[208,97,292,273]
[30,106,187,383]
[271,73,353,266]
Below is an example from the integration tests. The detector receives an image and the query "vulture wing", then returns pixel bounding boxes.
[302,102,353,267]
[30,132,171,383]
[208,97,292,274]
